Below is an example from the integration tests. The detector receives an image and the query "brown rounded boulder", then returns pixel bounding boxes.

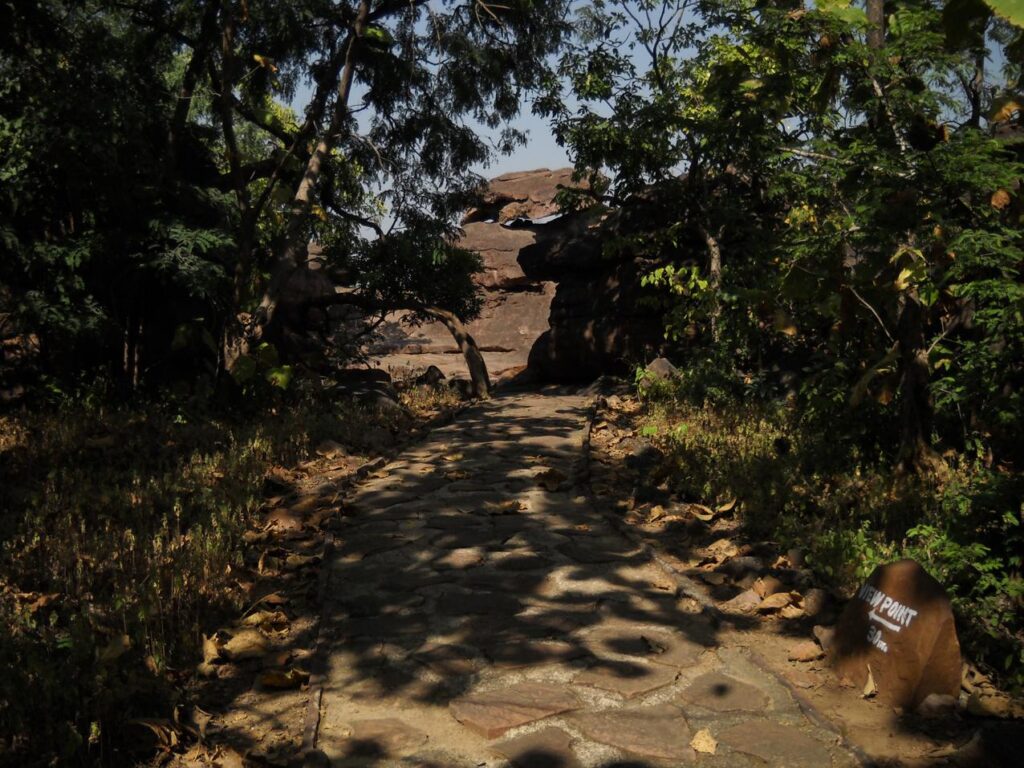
[830,559,961,709]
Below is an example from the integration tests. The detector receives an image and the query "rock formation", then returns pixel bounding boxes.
[517,188,679,383]
[366,169,579,380]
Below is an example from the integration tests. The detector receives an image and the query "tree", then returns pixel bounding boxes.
[0,1,572,396]
[547,0,1024,472]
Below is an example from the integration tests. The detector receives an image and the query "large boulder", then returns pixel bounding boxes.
[517,198,676,383]
[459,222,537,291]
[365,170,583,379]
[830,559,962,709]
[462,168,583,224]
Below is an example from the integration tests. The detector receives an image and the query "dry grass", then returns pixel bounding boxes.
[0,392,409,765]
[639,394,1023,690]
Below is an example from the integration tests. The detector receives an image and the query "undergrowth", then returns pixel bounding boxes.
[638,380,1024,692]
[0,382,411,765]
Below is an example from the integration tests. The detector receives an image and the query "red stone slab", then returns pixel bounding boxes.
[450,682,581,739]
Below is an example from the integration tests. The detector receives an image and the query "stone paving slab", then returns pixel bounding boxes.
[313,390,861,767]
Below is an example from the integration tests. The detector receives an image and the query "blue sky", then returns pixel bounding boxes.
[470,111,572,178]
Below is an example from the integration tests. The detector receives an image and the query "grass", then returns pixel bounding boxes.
[638,388,1024,692]
[0,381,443,766]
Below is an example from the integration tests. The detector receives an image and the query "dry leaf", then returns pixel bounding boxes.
[239,610,288,630]
[991,188,1012,210]
[756,592,795,613]
[127,718,179,750]
[716,498,737,513]
[221,628,269,661]
[258,667,309,689]
[863,664,877,698]
[442,452,464,462]
[284,553,319,570]
[690,727,717,755]
[536,467,568,491]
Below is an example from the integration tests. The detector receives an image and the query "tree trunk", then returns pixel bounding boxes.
[304,292,492,399]
[698,223,723,343]
[866,0,885,50]
[253,0,371,338]
[896,291,941,473]
[420,306,491,399]
[168,0,221,165]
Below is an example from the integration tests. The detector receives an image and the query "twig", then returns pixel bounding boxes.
[849,285,894,343]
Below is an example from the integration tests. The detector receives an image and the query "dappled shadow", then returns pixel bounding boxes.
[201,386,737,766]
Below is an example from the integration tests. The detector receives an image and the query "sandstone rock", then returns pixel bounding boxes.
[491,727,582,768]
[449,682,580,738]
[721,588,762,614]
[463,168,583,224]
[569,704,695,761]
[754,575,786,598]
[802,587,829,618]
[677,672,771,713]
[574,660,679,699]
[459,222,537,290]
[689,728,717,755]
[717,720,833,768]
[638,358,679,394]
[831,559,962,709]
[789,640,825,662]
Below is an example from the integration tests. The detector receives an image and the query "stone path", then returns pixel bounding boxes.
[311,389,860,767]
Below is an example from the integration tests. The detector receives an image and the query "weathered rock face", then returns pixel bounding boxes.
[830,559,962,709]
[518,201,673,383]
[367,169,577,379]
[463,168,580,224]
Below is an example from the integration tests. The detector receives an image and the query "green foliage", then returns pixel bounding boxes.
[1,0,571,390]
[555,0,1024,688]
[642,389,1024,689]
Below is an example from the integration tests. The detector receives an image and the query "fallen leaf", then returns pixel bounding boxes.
[284,553,319,570]
[258,667,310,690]
[221,628,269,661]
[716,498,737,514]
[690,728,717,754]
[239,610,288,630]
[126,718,179,751]
[863,664,877,698]
[647,504,667,522]
[991,189,1012,210]
[536,467,568,491]
[757,592,795,613]
[442,452,464,462]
